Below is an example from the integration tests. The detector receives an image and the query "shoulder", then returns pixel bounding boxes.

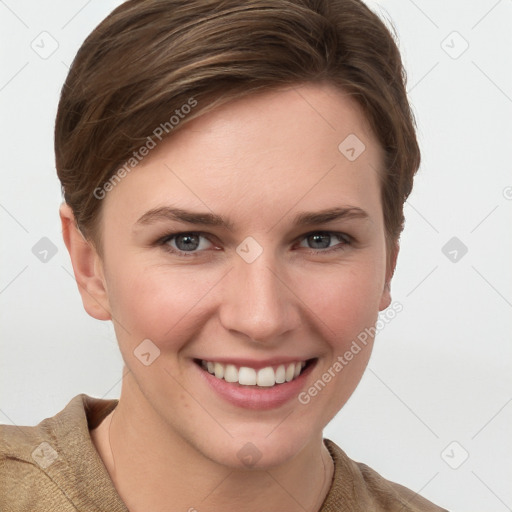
[0,428,68,511]
[0,395,84,510]
[323,439,449,511]
[0,394,121,512]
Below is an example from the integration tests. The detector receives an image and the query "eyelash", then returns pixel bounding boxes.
[156,231,352,258]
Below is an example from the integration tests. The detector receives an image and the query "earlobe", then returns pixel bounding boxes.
[60,203,111,321]
[379,241,399,311]
[379,282,392,311]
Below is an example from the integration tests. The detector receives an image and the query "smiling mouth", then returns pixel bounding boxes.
[194,359,316,388]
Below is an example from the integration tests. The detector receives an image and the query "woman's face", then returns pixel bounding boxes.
[94,83,393,468]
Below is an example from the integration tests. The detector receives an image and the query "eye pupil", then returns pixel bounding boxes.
[308,233,330,249]
[175,234,200,251]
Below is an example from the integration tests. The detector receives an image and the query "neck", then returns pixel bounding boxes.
[91,378,334,512]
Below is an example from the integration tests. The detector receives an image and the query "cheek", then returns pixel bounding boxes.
[106,262,220,349]
[292,263,385,360]
[292,264,384,419]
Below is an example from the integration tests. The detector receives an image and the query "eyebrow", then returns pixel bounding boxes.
[134,206,369,230]
[291,206,369,225]
[135,207,235,230]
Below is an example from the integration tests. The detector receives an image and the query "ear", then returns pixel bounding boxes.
[379,240,399,311]
[60,203,112,321]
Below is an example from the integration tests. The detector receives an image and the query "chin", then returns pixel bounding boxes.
[196,423,319,470]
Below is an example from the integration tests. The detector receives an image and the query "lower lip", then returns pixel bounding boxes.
[196,360,316,410]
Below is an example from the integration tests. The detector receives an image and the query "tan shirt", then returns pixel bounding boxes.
[0,394,447,511]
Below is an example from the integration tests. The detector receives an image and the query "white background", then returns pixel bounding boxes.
[1,1,511,510]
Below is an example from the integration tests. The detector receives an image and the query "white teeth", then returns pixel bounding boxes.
[224,364,238,383]
[285,363,295,382]
[275,364,286,384]
[200,359,309,387]
[257,367,276,387]
[238,367,257,385]
[214,362,224,379]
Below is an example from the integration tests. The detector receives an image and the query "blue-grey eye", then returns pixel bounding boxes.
[299,232,349,250]
[167,233,212,252]
[175,234,200,251]
[308,233,330,249]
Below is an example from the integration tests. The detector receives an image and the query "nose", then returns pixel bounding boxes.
[219,255,301,345]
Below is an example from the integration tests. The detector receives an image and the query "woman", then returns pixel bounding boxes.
[1,0,448,510]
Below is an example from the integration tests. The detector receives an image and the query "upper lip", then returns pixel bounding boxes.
[194,357,316,370]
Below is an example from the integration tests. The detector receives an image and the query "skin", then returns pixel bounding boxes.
[61,83,397,512]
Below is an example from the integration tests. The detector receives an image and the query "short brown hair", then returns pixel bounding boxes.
[55,0,420,249]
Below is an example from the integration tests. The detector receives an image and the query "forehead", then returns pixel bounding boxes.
[102,83,384,230]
